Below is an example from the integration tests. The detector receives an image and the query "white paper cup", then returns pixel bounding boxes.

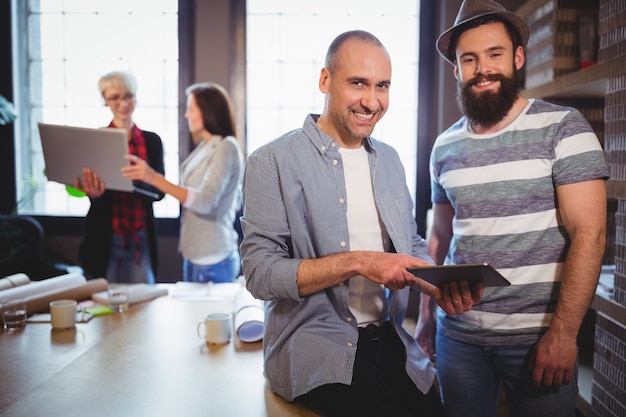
[49,299,77,330]
[197,312,232,344]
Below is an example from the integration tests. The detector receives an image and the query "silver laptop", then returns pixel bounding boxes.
[38,123,134,192]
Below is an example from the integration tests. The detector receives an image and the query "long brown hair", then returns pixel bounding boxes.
[185,82,237,137]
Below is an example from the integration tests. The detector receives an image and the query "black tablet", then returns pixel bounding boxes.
[407,263,510,288]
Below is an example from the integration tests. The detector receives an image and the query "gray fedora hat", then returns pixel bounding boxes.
[437,0,530,65]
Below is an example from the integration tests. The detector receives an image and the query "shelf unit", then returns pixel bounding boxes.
[521,58,626,417]
[521,55,626,99]
[517,1,626,416]
[592,290,626,329]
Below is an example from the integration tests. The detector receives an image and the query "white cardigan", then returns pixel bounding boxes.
[179,135,244,262]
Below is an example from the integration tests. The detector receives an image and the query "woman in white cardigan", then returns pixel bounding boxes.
[122,82,244,282]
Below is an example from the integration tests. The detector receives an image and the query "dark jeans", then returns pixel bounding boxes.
[295,321,445,417]
[106,230,154,284]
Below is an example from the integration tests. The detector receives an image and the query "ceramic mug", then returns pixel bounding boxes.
[197,312,232,344]
[49,299,77,330]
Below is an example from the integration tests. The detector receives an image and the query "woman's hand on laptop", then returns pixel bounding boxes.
[74,168,105,198]
[122,154,155,185]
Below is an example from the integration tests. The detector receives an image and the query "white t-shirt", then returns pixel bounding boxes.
[339,145,389,326]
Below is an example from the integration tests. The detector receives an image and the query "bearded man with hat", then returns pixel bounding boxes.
[415,1,608,416]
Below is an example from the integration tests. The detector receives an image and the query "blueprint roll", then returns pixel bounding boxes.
[26,278,108,315]
[0,273,31,291]
[233,287,264,343]
[0,272,86,301]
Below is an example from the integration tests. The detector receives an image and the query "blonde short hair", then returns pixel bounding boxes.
[98,71,137,97]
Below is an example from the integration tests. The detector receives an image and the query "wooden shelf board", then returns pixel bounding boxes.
[592,291,626,327]
[521,55,626,99]
[607,180,626,200]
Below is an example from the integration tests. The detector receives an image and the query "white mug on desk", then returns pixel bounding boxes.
[49,299,77,330]
[197,312,232,344]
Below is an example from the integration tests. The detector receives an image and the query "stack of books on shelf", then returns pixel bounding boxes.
[596,196,626,416]
[595,61,626,416]
[605,198,618,266]
[612,198,626,307]
[604,73,626,191]
[520,0,599,88]
[598,0,626,62]
[604,67,626,268]
[592,312,626,417]
[604,71,626,285]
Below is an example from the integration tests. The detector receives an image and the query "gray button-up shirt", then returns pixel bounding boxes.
[240,114,435,401]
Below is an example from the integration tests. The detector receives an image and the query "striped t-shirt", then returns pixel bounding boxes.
[430,99,609,346]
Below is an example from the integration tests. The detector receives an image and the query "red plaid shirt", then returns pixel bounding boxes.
[109,122,148,259]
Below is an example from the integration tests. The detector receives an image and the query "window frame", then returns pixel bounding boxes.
[245,1,420,203]
[1,0,195,237]
[2,0,438,237]
[9,0,186,221]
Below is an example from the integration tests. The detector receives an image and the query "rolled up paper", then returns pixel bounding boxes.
[25,278,108,315]
[0,272,86,301]
[233,286,264,343]
[0,273,31,291]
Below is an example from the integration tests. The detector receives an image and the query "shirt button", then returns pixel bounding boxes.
[321,145,326,151]
[339,198,345,204]
[347,342,353,347]
[346,317,352,322]
[331,143,336,148]
[340,241,346,247]
[332,159,338,166]
[338,281,344,287]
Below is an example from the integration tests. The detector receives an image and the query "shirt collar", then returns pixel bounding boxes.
[303,114,375,154]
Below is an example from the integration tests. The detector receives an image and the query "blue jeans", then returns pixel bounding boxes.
[106,230,155,284]
[183,250,240,283]
[436,332,578,417]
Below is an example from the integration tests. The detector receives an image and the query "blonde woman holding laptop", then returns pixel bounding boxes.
[76,70,165,284]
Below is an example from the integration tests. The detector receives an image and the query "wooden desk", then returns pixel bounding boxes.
[0,289,320,417]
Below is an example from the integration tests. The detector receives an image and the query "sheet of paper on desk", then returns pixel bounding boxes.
[91,284,168,305]
[27,311,94,323]
[169,282,241,300]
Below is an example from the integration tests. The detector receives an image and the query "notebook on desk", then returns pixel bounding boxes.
[38,122,134,192]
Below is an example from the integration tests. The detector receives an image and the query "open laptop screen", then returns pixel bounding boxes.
[38,123,134,192]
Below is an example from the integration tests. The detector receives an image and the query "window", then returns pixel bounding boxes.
[11,0,179,217]
[246,0,420,203]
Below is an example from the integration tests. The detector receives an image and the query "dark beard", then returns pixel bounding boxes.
[457,72,522,129]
